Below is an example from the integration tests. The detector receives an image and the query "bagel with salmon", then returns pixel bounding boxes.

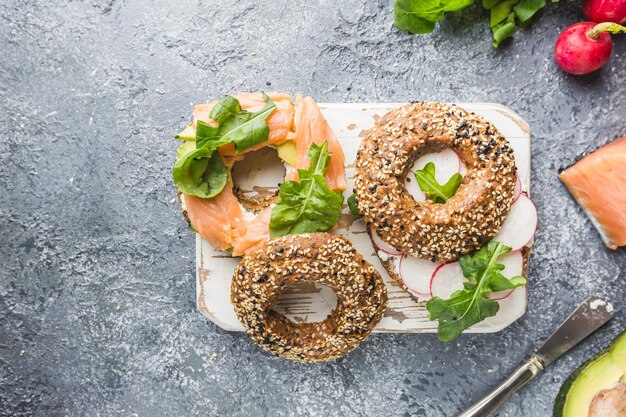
[173,92,347,256]
[231,233,388,362]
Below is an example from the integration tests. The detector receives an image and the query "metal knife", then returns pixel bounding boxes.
[457,296,614,417]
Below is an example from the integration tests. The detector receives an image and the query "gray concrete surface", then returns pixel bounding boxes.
[1,1,625,416]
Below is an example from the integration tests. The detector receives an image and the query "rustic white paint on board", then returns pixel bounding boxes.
[196,103,532,333]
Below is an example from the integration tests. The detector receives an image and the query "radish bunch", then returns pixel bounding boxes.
[555,0,626,75]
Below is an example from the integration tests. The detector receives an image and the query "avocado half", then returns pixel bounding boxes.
[554,331,626,417]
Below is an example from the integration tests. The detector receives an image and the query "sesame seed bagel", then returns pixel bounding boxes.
[231,233,388,363]
[354,102,517,262]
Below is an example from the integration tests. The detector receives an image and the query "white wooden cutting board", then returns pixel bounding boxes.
[196,103,532,333]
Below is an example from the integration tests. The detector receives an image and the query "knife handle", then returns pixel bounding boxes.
[456,355,544,417]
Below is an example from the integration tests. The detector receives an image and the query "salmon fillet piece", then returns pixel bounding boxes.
[285,95,347,191]
[180,187,246,251]
[560,135,626,249]
[231,208,272,257]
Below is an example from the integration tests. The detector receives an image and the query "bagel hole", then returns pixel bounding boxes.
[231,147,285,212]
[405,148,468,203]
[271,282,338,324]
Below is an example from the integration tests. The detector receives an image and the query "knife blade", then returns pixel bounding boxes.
[536,296,614,367]
[457,296,614,417]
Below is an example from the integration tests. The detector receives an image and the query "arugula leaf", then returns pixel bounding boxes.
[172,146,228,199]
[426,241,527,342]
[194,120,229,150]
[347,194,361,216]
[196,94,276,152]
[394,0,474,34]
[428,292,500,342]
[414,162,463,204]
[269,141,343,237]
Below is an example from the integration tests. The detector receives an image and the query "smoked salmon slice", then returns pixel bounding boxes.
[559,135,626,249]
[286,95,347,191]
[180,187,246,252]
[231,208,272,256]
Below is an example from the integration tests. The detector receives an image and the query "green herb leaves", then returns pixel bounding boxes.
[414,162,463,203]
[172,146,228,199]
[347,194,361,216]
[394,0,556,47]
[394,0,474,34]
[269,141,343,237]
[486,0,551,47]
[196,94,276,151]
[513,0,547,23]
[426,241,526,342]
[172,94,275,199]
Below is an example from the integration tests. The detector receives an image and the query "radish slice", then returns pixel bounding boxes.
[405,175,426,202]
[399,256,442,296]
[485,250,524,300]
[454,150,468,176]
[492,195,537,251]
[513,176,522,202]
[377,251,403,268]
[459,162,467,177]
[413,149,461,184]
[371,231,402,256]
[482,287,527,328]
[430,251,525,300]
[430,262,466,299]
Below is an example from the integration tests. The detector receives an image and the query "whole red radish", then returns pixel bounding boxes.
[583,0,626,24]
[554,22,615,75]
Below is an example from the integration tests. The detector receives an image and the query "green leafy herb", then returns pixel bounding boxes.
[482,0,499,8]
[177,140,196,160]
[414,162,463,204]
[196,94,276,152]
[490,0,517,27]
[491,12,517,47]
[269,141,343,237]
[426,241,527,342]
[394,0,557,47]
[347,194,361,216]
[172,94,276,198]
[514,0,547,23]
[394,0,474,34]
[172,146,228,199]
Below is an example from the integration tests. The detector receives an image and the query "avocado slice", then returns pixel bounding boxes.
[177,141,196,160]
[276,140,296,167]
[175,124,196,141]
[554,331,626,417]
